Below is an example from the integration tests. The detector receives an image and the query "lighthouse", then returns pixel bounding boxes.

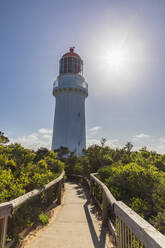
[52,47,88,156]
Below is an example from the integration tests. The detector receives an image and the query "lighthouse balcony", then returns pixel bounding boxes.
[53,74,88,97]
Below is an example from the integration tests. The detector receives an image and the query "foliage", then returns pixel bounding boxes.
[54,146,70,160]
[60,141,165,234]
[0,131,9,145]
[0,144,63,203]
[38,212,49,225]
[0,133,64,243]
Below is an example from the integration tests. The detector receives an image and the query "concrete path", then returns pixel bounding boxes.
[29,182,111,248]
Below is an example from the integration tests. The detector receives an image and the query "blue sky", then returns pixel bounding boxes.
[1,0,165,152]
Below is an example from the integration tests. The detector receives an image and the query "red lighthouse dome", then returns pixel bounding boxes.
[62,47,81,59]
[60,47,83,74]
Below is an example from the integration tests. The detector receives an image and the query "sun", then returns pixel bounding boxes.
[95,45,139,93]
[109,50,125,67]
[103,48,130,72]
[88,32,146,94]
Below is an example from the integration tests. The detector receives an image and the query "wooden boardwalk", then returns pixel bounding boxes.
[28,182,111,248]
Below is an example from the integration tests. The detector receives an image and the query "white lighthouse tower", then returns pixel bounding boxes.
[52,47,88,155]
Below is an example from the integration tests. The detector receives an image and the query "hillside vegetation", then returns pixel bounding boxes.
[60,142,165,234]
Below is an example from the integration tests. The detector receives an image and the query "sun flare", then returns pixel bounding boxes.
[88,32,146,94]
[95,45,139,93]
[103,48,131,72]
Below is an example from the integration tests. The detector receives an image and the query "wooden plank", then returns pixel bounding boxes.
[44,171,64,190]
[57,181,62,205]
[108,217,117,239]
[102,191,108,225]
[0,217,8,248]
[90,173,117,206]
[114,201,165,248]
[8,171,64,209]
[0,203,12,219]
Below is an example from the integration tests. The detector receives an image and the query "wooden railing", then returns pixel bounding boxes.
[90,173,165,248]
[69,173,165,248]
[2,171,164,248]
[0,171,65,248]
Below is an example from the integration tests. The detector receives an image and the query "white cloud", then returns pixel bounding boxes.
[88,126,102,133]
[9,128,165,154]
[12,130,52,150]
[42,134,51,140]
[130,134,165,154]
[106,139,119,147]
[38,128,52,134]
[87,137,120,148]
[133,133,150,139]
[86,134,165,154]
[159,138,165,143]
[87,138,100,146]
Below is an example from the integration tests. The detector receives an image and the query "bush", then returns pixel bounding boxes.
[38,213,49,225]
[60,143,165,234]
[0,140,64,242]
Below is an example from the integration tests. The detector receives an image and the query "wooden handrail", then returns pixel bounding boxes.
[2,170,164,248]
[70,173,165,248]
[90,173,117,206]
[0,170,65,248]
[10,171,65,209]
[114,201,165,248]
[89,173,165,248]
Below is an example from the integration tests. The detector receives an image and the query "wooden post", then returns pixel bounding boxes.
[89,178,92,197]
[90,178,94,203]
[102,191,108,225]
[57,181,62,205]
[61,178,64,198]
[0,203,12,248]
[114,201,165,248]
[62,178,65,191]
[0,217,8,248]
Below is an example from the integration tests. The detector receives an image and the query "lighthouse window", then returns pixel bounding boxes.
[71,61,75,73]
[78,60,81,73]
[68,57,72,73]
[60,56,83,74]
[64,57,67,72]
[60,59,64,73]
[72,58,75,73]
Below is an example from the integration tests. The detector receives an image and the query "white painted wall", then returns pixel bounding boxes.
[52,74,88,156]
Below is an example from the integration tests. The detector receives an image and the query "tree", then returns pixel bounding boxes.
[34,147,49,162]
[0,131,9,145]
[123,142,133,153]
[100,137,107,147]
[54,146,70,160]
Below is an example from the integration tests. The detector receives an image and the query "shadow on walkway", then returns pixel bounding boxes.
[84,201,107,248]
[72,182,107,248]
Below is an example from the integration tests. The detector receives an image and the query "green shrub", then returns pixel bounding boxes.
[0,141,64,242]
[38,213,49,225]
[51,142,165,234]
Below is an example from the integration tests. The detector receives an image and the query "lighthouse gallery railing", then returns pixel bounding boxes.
[53,79,88,89]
